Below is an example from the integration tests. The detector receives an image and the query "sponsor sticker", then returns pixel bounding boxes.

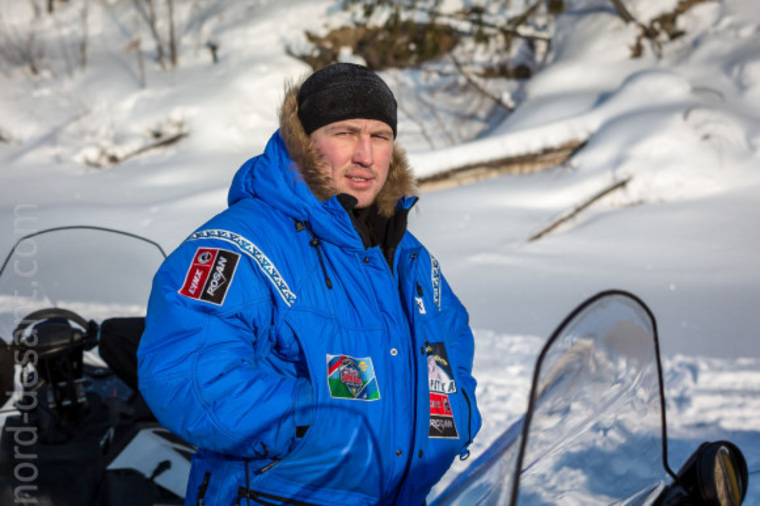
[429,392,454,416]
[426,342,457,394]
[326,354,380,401]
[427,341,459,439]
[429,410,459,439]
[179,248,239,305]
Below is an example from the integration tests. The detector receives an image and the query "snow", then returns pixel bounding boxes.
[1,0,758,503]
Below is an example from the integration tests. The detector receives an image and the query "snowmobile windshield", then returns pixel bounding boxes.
[0,226,166,339]
[432,291,671,506]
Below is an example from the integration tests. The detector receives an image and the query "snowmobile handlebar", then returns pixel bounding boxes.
[12,308,99,362]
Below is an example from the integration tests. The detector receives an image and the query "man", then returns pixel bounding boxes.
[137,63,481,505]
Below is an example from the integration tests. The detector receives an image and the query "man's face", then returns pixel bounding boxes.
[309,119,394,209]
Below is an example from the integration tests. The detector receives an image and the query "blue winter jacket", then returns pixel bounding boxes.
[137,127,481,505]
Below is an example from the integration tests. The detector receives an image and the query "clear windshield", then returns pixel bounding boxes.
[432,292,670,506]
[0,227,165,339]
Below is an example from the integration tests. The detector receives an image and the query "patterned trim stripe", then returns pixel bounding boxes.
[187,229,297,307]
[431,255,441,311]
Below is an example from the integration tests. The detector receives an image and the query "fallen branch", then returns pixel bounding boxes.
[121,131,187,163]
[422,7,553,43]
[85,131,188,169]
[418,140,585,192]
[527,175,632,242]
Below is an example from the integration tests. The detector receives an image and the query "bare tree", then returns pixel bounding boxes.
[27,0,42,18]
[167,0,177,67]
[45,0,70,15]
[125,36,147,87]
[132,0,166,69]
[25,31,41,75]
[131,0,180,69]
[79,0,89,70]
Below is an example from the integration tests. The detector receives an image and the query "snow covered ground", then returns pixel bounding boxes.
[0,0,758,502]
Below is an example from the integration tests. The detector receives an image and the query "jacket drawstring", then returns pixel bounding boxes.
[297,220,333,290]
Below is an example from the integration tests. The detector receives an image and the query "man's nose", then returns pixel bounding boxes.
[352,135,373,167]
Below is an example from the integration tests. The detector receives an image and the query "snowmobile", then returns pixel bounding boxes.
[0,227,750,505]
[430,290,749,506]
[0,226,193,505]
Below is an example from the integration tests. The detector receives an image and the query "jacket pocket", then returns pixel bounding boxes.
[266,315,388,501]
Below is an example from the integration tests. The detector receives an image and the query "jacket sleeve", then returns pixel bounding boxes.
[136,239,312,459]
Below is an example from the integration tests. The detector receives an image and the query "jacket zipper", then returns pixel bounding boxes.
[196,471,211,506]
[236,487,321,505]
[302,220,333,290]
[460,389,473,461]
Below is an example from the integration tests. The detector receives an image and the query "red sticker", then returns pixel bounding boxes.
[429,392,454,417]
[179,248,239,305]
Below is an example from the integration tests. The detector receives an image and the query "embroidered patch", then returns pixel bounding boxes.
[427,341,459,439]
[179,248,239,305]
[326,355,380,401]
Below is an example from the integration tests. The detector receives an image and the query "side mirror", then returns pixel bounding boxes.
[655,441,748,505]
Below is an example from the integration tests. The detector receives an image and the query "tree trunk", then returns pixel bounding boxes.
[79,0,89,69]
[133,0,165,69]
[167,0,177,67]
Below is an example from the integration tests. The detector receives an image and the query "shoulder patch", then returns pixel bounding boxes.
[179,247,239,305]
[187,229,297,307]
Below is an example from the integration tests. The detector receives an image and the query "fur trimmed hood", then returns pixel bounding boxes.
[278,80,417,217]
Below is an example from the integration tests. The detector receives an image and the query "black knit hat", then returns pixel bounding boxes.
[297,63,398,138]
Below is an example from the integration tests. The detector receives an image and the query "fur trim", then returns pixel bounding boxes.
[278,80,417,217]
